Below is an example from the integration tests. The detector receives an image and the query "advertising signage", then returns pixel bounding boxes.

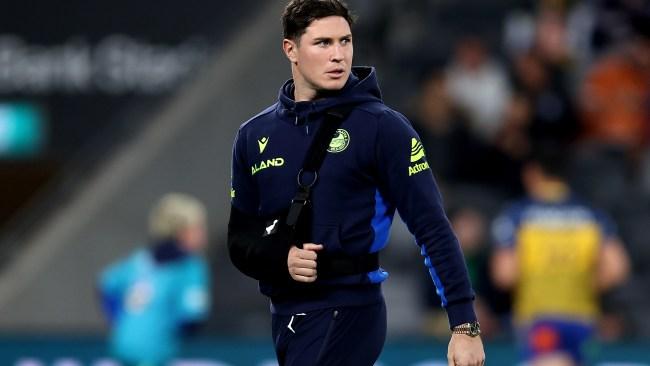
[0,0,255,158]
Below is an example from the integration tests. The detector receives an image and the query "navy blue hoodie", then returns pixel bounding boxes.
[230,67,476,327]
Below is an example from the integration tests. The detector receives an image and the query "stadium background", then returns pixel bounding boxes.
[1,0,649,365]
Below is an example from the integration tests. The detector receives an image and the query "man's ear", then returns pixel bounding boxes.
[283,38,298,64]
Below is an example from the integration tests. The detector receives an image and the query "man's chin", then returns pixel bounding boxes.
[317,80,348,93]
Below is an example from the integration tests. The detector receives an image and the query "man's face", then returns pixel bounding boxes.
[177,219,207,253]
[286,16,353,96]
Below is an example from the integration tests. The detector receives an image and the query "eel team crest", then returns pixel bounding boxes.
[327,129,350,153]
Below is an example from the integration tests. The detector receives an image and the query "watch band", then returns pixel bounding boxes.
[452,321,481,337]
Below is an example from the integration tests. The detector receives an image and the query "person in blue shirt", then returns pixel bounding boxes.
[99,193,211,366]
[227,1,485,365]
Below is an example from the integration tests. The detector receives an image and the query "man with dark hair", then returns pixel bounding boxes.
[491,145,630,366]
[228,1,485,365]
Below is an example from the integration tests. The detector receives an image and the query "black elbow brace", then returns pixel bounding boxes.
[227,206,292,282]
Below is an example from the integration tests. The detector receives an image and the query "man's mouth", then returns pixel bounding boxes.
[326,69,345,78]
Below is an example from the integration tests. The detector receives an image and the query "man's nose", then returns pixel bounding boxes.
[330,44,344,62]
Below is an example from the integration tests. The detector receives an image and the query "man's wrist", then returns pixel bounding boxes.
[451,321,481,337]
[446,300,477,329]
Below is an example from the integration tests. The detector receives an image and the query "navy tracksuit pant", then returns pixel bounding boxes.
[271,299,387,366]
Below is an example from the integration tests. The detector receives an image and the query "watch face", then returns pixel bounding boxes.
[469,322,481,336]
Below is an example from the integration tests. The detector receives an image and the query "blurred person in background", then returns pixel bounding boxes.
[411,70,477,183]
[579,8,650,159]
[495,92,534,162]
[504,1,580,145]
[412,69,525,197]
[228,0,484,365]
[510,49,578,145]
[445,35,511,144]
[490,144,630,366]
[98,193,211,366]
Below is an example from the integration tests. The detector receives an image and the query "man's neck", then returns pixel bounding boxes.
[294,84,318,102]
[530,180,570,203]
[291,66,317,102]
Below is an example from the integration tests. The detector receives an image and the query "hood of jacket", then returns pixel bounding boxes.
[276,66,383,124]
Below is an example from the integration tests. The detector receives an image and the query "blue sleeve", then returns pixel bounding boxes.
[375,110,476,328]
[98,258,131,321]
[593,209,618,241]
[176,259,211,323]
[231,129,259,215]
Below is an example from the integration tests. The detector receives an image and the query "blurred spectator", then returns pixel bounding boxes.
[495,92,533,161]
[98,193,211,366]
[535,6,573,67]
[503,8,537,58]
[504,0,591,67]
[589,0,650,56]
[445,36,512,143]
[504,2,580,144]
[578,9,650,156]
[411,70,474,181]
[490,145,630,365]
[511,50,578,144]
[412,70,525,196]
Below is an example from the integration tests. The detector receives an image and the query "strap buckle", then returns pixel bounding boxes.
[286,188,310,227]
[297,169,318,189]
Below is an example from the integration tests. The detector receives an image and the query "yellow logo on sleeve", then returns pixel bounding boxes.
[410,138,425,162]
[409,138,429,176]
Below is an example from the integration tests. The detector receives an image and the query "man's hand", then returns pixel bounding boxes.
[448,333,485,366]
[288,243,323,282]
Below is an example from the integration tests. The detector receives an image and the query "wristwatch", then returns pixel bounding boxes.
[452,321,481,337]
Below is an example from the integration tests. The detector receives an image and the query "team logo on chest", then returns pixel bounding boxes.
[327,129,350,153]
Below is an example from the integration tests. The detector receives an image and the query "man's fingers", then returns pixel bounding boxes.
[292,267,317,277]
[297,249,318,260]
[302,243,323,251]
[288,244,322,282]
[291,274,317,283]
[448,356,484,366]
[291,258,317,269]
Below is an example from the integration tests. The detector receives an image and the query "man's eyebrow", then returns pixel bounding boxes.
[312,34,353,41]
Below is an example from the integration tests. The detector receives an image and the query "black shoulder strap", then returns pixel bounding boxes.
[285,104,355,240]
[282,104,381,275]
[302,105,354,172]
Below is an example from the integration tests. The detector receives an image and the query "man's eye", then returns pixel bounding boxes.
[342,38,351,45]
[317,40,329,46]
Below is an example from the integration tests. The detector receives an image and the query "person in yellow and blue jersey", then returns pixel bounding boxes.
[490,145,630,366]
[98,193,211,366]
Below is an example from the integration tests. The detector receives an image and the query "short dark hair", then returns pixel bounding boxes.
[526,141,569,179]
[282,0,355,41]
